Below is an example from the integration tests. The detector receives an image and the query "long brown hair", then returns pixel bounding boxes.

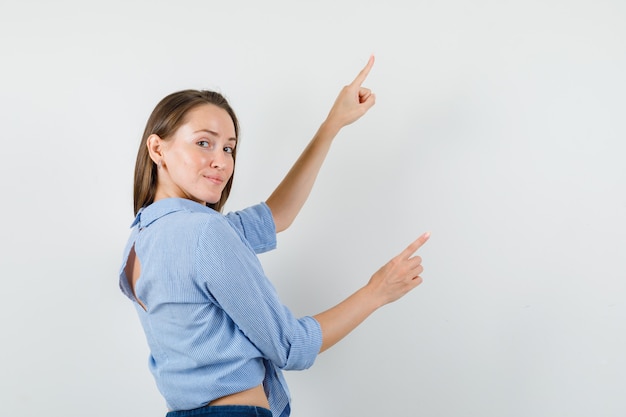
[133,90,240,215]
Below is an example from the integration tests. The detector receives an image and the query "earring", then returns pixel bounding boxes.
[157,160,162,169]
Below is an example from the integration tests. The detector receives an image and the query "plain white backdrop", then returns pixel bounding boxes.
[1,1,625,416]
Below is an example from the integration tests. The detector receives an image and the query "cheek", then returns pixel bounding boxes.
[169,152,202,178]
[183,151,207,168]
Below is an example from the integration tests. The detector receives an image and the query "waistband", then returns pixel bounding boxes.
[166,404,272,417]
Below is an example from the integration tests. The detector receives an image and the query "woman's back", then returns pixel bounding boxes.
[120,198,321,413]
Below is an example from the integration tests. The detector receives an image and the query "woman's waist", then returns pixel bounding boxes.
[209,385,270,409]
[156,360,267,411]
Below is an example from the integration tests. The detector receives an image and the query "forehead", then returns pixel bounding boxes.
[181,104,236,137]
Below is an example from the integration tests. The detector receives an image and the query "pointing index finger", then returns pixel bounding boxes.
[401,232,431,258]
[350,55,375,87]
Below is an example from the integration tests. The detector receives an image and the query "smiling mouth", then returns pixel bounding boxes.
[204,175,224,185]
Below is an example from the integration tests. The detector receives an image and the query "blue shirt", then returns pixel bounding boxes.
[119,198,322,416]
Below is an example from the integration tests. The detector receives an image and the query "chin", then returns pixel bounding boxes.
[196,190,223,206]
[204,197,221,205]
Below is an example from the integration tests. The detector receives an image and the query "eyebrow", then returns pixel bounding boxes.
[194,129,237,142]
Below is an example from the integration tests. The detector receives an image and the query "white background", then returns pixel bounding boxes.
[1,1,625,416]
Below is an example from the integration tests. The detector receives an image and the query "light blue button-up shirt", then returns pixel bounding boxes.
[119,198,322,416]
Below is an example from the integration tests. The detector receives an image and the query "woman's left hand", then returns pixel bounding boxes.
[324,55,376,130]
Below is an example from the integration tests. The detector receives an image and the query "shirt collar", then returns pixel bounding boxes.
[131,198,214,229]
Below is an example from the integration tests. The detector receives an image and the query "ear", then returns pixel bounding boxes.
[146,134,165,165]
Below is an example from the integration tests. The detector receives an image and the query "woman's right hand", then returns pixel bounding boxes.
[366,232,431,307]
[314,232,431,353]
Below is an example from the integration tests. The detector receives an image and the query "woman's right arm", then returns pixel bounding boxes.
[313,232,430,353]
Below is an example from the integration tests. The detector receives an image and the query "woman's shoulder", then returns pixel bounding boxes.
[139,199,274,246]
[140,198,222,225]
[131,199,227,245]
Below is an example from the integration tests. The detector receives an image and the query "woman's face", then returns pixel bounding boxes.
[156,104,237,205]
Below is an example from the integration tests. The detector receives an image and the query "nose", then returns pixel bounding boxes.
[211,150,227,170]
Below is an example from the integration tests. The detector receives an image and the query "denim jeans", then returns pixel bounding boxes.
[166,405,272,417]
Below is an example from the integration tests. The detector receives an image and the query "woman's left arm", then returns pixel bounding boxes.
[266,56,376,232]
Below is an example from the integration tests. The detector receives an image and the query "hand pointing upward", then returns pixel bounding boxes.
[325,55,377,129]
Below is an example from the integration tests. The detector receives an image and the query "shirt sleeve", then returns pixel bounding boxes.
[196,216,322,371]
[224,202,276,254]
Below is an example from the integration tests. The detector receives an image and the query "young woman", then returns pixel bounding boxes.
[119,56,430,417]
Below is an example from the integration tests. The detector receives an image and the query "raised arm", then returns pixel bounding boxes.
[266,56,376,232]
[314,232,430,353]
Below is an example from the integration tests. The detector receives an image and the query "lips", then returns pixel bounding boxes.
[204,175,224,185]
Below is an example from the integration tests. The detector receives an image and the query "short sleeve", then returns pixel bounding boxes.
[225,202,276,254]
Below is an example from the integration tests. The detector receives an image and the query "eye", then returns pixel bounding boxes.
[197,140,212,148]
[224,146,235,154]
